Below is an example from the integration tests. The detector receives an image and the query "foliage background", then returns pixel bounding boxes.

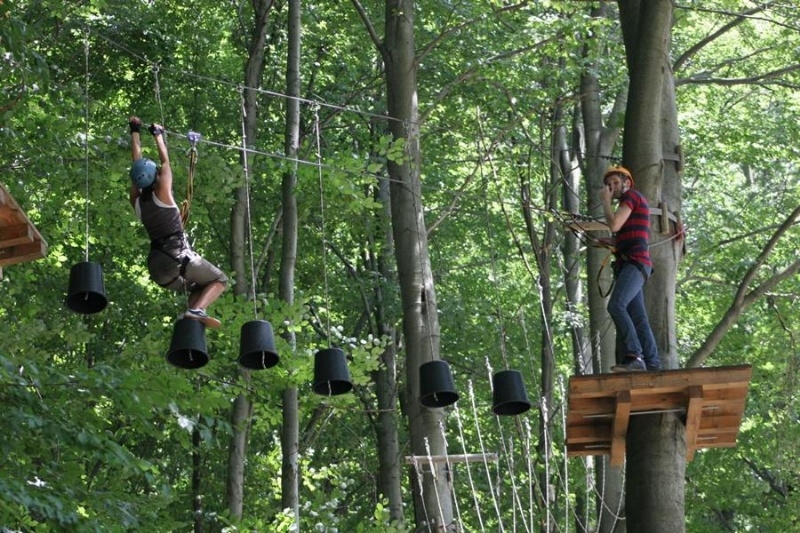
[1,0,798,531]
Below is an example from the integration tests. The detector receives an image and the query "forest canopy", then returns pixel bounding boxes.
[1,1,799,531]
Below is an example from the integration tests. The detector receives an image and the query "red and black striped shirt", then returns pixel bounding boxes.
[615,188,651,268]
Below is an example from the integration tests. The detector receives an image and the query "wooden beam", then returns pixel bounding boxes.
[0,240,47,267]
[610,390,631,466]
[0,182,48,266]
[685,385,704,461]
[566,365,753,460]
[566,220,608,232]
[405,453,498,466]
[566,423,610,444]
[658,201,671,235]
[568,365,752,398]
[0,223,34,247]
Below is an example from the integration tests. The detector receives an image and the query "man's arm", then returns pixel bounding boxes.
[601,185,632,233]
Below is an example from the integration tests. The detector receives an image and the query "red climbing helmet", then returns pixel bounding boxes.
[603,165,634,187]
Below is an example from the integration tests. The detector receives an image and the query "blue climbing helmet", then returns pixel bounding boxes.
[129,158,158,189]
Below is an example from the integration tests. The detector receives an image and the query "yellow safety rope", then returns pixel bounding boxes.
[181,131,201,227]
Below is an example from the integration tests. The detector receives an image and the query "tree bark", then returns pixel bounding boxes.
[578,6,627,529]
[382,1,454,529]
[618,1,685,531]
[280,0,302,527]
[226,0,273,522]
[371,169,404,524]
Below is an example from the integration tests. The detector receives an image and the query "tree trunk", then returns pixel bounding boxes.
[383,1,454,529]
[371,169,404,524]
[519,115,559,533]
[618,1,685,531]
[626,414,686,531]
[226,0,273,521]
[578,6,627,528]
[226,394,252,519]
[280,0,301,527]
[192,426,203,533]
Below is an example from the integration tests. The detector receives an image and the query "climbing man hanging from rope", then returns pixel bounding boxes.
[599,165,661,372]
[127,116,227,328]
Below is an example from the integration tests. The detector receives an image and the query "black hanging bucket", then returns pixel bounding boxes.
[238,320,279,370]
[419,360,459,408]
[166,318,209,370]
[312,347,353,396]
[65,261,108,314]
[492,369,531,416]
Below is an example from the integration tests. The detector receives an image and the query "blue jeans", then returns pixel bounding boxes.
[607,262,660,369]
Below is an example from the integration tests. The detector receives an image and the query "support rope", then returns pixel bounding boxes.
[181,131,200,227]
[453,403,486,532]
[239,87,259,319]
[468,380,505,533]
[83,32,91,262]
[314,104,332,343]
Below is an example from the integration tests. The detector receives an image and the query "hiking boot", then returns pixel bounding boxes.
[185,308,221,329]
[611,356,647,373]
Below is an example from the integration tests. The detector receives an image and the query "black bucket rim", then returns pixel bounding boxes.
[492,369,531,416]
[312,347,353,396]
[167,318,209,370]
[65,261,108,315]
[166,348,210,370]
[419,360,459,408]
[238,319,280,370]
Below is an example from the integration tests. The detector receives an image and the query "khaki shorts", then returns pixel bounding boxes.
[148,247,228,293]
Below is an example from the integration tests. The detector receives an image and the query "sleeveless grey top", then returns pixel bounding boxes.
[135,190,186,250]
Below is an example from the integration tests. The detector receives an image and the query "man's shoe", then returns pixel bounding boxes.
[611,356,647,373]
[185,308,221,329]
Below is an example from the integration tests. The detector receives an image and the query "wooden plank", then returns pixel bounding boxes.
[610,390,631,466]
[567,442,610,456]
[0,183,48,266]
[685,386,703,461]
[565,424,610,444]
[0,223,34,247]
[568,386,748,418]
[658,202,671,235]
[566,365,753,460]
[0,239,47,267]
[566,220,608,232]
[569,365,752,398]
[405,453,498,465]
[698,414,745,434]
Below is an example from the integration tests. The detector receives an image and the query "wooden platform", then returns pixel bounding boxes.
[566,365,752,466]
[0,182,48,268]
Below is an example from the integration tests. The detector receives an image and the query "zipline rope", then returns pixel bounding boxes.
[84,23,625,211]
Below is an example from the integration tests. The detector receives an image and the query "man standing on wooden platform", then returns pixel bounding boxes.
[600,166,661,372]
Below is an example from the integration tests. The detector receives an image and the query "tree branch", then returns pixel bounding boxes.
[673,3,770,74]
[686,203,800,367]
[350,0,383,54]
[676,63,800,88]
